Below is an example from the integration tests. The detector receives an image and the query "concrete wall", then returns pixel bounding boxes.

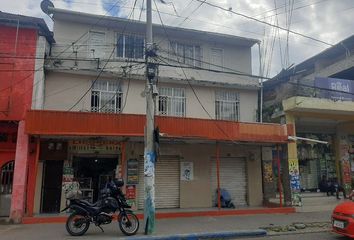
[125,141,263,208]
[33,162,43,214]
[44,72,258,122]
[50,19,258,86]
[179,144,213,208]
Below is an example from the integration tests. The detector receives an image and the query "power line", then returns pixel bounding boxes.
[156,55,268,80]
[194,0,333,47]
[67,0,138,111]
[153,0,243,144]
[52,0,124,59]
[177,0,206,26]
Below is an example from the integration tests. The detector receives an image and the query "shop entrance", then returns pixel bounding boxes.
[0,161,14,216]
[41,160,64,213]
[73,156,118,203]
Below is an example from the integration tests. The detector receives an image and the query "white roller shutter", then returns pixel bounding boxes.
[211,157,247,206]
[138,156,180,209]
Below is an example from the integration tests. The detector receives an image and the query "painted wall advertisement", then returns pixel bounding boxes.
[314,77,353,101]
[180,162,193,181]
[125,185,137,210]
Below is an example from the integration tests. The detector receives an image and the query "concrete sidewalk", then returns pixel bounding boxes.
[0,211,332,240]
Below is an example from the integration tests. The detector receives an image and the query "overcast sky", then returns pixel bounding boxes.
[2,0,354,77]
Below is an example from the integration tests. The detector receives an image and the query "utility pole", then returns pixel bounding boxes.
[144,0,158,235]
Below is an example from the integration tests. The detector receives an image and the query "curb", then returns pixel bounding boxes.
[267,228,331,236]
[121,230,267,240]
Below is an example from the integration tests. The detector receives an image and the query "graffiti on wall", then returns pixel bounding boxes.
[289,158,300,190]
[340,139,352,192]
[263,162,273,183]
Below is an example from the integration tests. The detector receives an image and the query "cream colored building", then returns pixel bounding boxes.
[27,7,290,215]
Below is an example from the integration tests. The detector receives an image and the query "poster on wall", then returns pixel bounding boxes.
[180,162,193,181]
[127,159,139,184]
[125,185,137,210]
[62,160,74,184]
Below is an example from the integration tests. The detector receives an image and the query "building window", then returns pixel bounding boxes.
[210,48,223,71]
[215,91,239,121]
[91,80,122,113]
[169,42,202,67]
[117,34,144,59]
[158,87,186,117]
[89,31,105,58]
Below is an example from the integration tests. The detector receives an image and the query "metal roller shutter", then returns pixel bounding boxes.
[138,156,180,209]
[211,157,247,206]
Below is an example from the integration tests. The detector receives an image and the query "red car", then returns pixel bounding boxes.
[332,201,354,238]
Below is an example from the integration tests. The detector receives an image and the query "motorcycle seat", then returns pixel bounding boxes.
[80,199,98,207]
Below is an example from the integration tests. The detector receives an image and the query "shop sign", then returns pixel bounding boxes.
[125,185,136,199]
[180,162,193,181]
[127,159,139,184]
[315,77,353,101]
[68,140,120,154]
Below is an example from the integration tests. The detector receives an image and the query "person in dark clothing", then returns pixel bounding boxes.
[319,175,329,193]
[327,178,346,199]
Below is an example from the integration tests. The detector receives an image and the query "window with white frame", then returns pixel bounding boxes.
[91,80,122,113]
[210,48,223,71]
[117,34,144,59]
[169,42,202,67]
[158,87,186,117]
[89,31,106,58]
[215,91,240,121]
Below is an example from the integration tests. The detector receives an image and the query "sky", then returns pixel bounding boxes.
[2,0,354,77]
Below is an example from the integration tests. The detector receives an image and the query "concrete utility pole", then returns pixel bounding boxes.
[144,0,158,235]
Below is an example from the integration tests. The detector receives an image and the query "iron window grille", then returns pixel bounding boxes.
[91,80,122,113]
[215,91,240,121]
[158,87,186,117]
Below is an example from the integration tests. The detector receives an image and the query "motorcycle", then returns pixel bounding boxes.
[61,178,139,236]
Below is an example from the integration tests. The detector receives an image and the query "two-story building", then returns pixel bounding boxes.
[21,4,291,220]
[264,35,354,205]
[0,12,53,221]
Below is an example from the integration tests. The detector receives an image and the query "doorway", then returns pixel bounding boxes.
[0,161,14,216]
[41,160,64,213]
[72,156,118,202]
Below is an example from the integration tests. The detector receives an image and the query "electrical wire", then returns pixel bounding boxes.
[67,0,138,111]
[153,0,243,144]
[194,0,333,47]
[177,0,206,26]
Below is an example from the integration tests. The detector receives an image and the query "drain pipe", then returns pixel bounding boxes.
[258,42,263,123]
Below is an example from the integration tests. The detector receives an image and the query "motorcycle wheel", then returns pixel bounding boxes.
[65,213,90,236]
[118,212,139,236]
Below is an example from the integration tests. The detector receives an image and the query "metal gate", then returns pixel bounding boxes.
[0,161,14,216]
[138,156,180,209]
[211,157,247,207]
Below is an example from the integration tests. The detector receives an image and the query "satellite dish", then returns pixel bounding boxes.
[41,0,54,15]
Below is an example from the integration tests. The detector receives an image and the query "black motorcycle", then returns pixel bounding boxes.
[61,178,139,236]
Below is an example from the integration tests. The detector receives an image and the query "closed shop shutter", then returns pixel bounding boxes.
[211,157,247,206]
[137,156,180,209]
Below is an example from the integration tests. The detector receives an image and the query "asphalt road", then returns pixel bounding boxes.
[241,232,348,240]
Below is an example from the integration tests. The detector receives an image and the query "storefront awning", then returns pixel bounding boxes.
[25,110,292,143]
